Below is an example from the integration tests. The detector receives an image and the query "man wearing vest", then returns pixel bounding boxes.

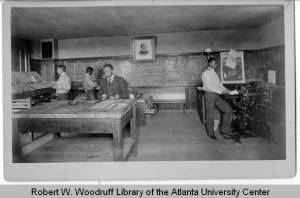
[99,64,129,100]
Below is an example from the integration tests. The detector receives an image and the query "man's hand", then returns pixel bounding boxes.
[51,81,56,89]
[197,87,203,91]
[228,90,239,95]
[101,94,107,101]
[221,89,230,95]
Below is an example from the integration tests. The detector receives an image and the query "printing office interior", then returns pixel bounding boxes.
[11,5,286,162]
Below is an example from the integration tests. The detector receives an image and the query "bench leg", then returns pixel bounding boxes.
[183,103,186,115]
[54,133,61,138]
[156,103,160,113]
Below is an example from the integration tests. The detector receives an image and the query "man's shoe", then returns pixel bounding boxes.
[207,134,217,140]
[221,130,240,138]
[222,133,234,139]
[233,137,242,144]
[222,132,239,139]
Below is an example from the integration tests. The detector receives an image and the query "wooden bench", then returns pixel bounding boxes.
[152,93,186,114]
[12,97,32,112]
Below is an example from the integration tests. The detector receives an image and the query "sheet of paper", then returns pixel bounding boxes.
[268,70,276,85]
[225,49,239,69]
[89,100,129,111]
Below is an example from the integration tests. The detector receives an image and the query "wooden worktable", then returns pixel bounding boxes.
[13,99,137,162]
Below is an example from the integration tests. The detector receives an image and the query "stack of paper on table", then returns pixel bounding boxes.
[89,99,129,111]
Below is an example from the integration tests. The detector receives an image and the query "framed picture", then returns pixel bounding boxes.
[132,36,156,62]
[220,50,245,84]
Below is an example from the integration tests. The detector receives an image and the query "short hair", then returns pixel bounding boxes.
[103,64,113,70]
[86,67,93,73]
[57,65,66,72]
[208,57,217,64]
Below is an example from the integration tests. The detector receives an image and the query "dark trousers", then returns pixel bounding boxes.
[86,89,96,100]
[205,92,233,135]
[57,93,69,101]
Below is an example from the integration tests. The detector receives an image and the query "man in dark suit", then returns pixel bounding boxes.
[98,64,129,100]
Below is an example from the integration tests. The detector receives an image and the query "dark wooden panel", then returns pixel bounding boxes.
[13,118,114,134]
[196,89,205,124]
[30,59,42,75]
[185,87,197,109]
[11,37,31,72]
[210,46,285,85]
[41,60,55,81]
[121,108,133,128]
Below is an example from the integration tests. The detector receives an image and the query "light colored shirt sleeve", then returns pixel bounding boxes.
[62,75,71,91]
[202,70,227,95]
[53,74,71,93]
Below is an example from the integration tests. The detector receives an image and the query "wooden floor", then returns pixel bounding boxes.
[23,110,286,162]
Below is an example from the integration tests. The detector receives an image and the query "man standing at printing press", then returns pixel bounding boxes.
[52,65,71,101]
[98,64,129,100]
[201,57,238,140]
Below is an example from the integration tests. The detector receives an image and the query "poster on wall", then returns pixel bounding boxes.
[220,50,245,84]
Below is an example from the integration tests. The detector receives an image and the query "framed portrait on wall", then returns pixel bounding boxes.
[220,50,245,84]
[132,36,156,62]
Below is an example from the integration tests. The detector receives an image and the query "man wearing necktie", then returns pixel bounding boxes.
[98,64,129,100]
[201,57,238,140]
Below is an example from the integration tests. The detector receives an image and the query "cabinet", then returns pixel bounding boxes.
[196,88,205,124]
[11,37,31,72]
[262,86,285,123]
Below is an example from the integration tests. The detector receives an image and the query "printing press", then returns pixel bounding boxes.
[222,82,273,142]
[12,72,54,110]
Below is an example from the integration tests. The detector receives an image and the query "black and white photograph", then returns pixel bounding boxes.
[2,0,295,180]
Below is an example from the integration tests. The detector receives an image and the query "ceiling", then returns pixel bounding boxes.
[11,5,283,40]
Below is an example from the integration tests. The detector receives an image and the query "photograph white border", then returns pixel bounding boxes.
[2,0,296,181]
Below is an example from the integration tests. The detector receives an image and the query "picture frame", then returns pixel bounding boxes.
[220,50,245,84]
[132,36,156,62]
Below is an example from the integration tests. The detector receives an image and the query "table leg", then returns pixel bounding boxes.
[202,95,206,125]
[30,131,34,141]
[112,120,123,161]
[130,105,137,139]
[156,103,160,113]
[130,105,138,156]
[12,123,22,163]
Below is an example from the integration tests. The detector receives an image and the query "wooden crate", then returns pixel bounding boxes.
[12,97,32,110]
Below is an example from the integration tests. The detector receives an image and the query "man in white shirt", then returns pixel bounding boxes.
[83,67,99,100]
[52,65,71,101]
[202,57,238,140]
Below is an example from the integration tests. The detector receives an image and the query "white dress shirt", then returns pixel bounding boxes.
[107,74,115,84]
[53,72,71,94]
[83,73,97,90]
[202,67,227,95]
